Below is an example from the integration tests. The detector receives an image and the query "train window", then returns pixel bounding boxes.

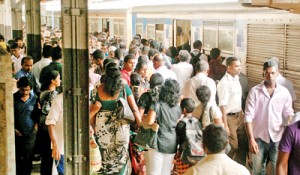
[219,29,233,52]
[113,19,125,39]
[155,24,164,43]
[136,24,143,37]
[147,24,155,40]
[175,20,191,47]
[203,28,217,49]
[203,21,234,54]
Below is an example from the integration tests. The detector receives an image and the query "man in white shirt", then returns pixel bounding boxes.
[32,45,52,91]
[182,60,216,107]
[46,93,64,175]
[153,53,177,82]
[217,57,244,164]
[184,124,250,175]
[171,50,193,92]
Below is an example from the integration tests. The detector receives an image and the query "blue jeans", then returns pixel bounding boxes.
[252,138,278,175]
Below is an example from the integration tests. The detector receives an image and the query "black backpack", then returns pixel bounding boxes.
[190,52,202,75]
[180,116,205,165]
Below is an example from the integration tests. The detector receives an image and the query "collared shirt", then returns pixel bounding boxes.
[46,93,64,154]
[171,61,193,92]
[155,65,177,82]
[244,82,294,143]
[182,72,216,106]
[121,68,131,85]
[11,54,24,73]
[32,57,52,89]
[208,59,226,81]
[14,92,37,136]
[217,72,242,113]
[184,153,250,175]
[277,74,296,101]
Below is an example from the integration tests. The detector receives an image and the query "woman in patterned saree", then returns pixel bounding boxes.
[89,62,142,174]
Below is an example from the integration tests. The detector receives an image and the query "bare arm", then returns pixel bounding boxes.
[276,151,290,175]
[127,94,142,126]
[89,101,102,128]
[245,122,259,154]
[48,124,60,160]
[220,106,230,134]
[145,109,156,125]
[213,118,223,126]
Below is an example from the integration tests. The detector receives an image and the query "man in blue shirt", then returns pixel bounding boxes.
[14,77,39,175]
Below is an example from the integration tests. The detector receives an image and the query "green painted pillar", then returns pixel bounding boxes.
[61,0,90,174]
[25,0,41,62]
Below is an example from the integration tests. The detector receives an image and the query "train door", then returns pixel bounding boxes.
[174,20,191,47]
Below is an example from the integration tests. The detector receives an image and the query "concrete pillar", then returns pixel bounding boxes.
[126,8,133,47]
[0,48,16,175]
[61,0,90,174]
[11,1,23,39]
[25,0,41,62]
[0,3,4,35]
[4,0,12,40]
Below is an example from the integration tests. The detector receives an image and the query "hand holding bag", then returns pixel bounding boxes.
[134,103,160,149]
[134,120,159,149]
[90,134,102,173]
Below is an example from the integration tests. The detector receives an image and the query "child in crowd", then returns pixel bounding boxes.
[130,72,144,103]
[174,98,203,175]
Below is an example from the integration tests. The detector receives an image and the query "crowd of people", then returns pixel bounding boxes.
[0,24,299,175]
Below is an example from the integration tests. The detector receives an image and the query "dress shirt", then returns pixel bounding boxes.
[155,65,177,82]
[217,72,242,113]
[244,82,294,143]
[277,74,296,101]
[171,61,193,92]
[32,57,52,89]
[184,153,250,175]
[46,93,64,154]
[182,72,216,106]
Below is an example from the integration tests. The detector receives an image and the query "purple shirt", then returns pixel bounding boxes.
[245,82,294,143]
[278,121,300,175]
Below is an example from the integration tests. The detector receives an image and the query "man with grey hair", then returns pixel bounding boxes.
[245,59,294,175]
[171,50,193,92]
[182,60,216,107]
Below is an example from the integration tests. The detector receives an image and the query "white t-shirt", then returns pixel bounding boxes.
[171,61,193,92]
[155,65,177,82]
[192,102,222,128]
[46,93,64,154]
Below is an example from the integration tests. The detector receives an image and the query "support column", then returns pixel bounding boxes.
[11,1,23,39]
[25,0,41,62]
[61,0,90,174]
[0,3,4,35]
[4,0,12,40]
[0,47,16,175]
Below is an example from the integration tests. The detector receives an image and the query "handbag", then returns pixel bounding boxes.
[134,103,160,149]
[90,134,102,173]
[134,120,159,149]
[116,86,135,122]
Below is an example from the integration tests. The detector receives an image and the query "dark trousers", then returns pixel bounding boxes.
[38,127,53,175]
[15,132,36,175]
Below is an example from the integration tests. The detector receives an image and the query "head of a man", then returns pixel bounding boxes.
[51,46,62,62]
[263,58,279,85]
[203,124,228,154]
[92,49,105,66]
[123,54,136,72]
[178,50,190,62]
[10,43,21,57]
[21,56,34,73]
[152,53,164,70]
[17,76,32,97]
[226,57,241,77]
[210,48,221,61]
[195,60,209,75]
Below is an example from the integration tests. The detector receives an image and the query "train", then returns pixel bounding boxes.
[42,0,300,110]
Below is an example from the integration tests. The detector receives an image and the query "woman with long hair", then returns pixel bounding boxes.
[89,62,142,174]
[144,79,182,175]
[39,70,61,175]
